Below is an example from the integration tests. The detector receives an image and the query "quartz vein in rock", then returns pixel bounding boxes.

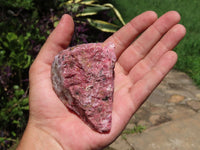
[51,43,116,133]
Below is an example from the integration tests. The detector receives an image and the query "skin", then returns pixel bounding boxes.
[17,11,186,150]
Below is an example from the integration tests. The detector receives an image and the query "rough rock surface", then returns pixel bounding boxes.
[51,43,116,133]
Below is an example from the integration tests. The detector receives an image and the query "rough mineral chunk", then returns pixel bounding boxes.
[51,43,116,133]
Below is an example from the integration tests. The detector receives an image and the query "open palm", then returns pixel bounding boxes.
[24,11,185,150]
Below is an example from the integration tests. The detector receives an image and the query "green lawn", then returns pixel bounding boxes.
[111,0,200,87]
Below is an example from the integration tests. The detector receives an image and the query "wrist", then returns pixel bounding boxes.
[16,121,63,150]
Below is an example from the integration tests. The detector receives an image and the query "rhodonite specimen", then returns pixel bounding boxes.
[51,43,116,133]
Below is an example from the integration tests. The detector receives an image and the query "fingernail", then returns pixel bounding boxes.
[54,15,65,27]
[60,14,66,23]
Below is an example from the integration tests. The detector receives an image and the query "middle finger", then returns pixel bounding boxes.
[117,11,181,73]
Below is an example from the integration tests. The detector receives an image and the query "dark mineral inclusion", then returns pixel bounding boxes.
[51,43,116,133]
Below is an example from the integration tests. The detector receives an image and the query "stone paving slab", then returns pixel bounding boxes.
[108,136,134,150]
[106,70,200,150]
[126,113,200,150]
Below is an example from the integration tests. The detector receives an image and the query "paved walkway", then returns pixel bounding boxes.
[105,70,200,150]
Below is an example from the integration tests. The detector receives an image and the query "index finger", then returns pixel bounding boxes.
[104,11,157,58]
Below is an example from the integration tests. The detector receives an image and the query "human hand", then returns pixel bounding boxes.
[17,11,186,150]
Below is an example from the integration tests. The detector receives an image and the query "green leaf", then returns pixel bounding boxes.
[54,20,59,27]
[103,3,126,25]
[13,85,20,90]
[59,2,80,12]
[11,131,16,137]
[3,41,9,48]
[32,9,39,19]
[9,51,16,59]
[67,0,82,4]
[80,0,98,5]
[64,0,98,5]
[22,97,29,105]
[0,50,6,58]
[18,35,24,45]
[25,32,31,40]
[0,137,4,143]
[87,18,119,33]
[6,32,18,42]
[76,4,110,17]
[21,105,29,110]
[14,88,24,97]
[13,120,20,125]
[23,55,31,69]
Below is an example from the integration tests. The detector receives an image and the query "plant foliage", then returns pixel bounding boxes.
[0,0,124,149]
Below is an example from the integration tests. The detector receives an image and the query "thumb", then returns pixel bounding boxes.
[29,14,74,84]
[34,14,74,66]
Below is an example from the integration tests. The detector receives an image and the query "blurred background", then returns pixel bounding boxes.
[0,0,199,149]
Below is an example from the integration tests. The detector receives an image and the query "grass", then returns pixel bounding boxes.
[110,0,200,87]
[121,125,146,141]
[123,125,146,135]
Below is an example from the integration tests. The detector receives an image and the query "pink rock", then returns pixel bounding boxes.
[51,43,116,133]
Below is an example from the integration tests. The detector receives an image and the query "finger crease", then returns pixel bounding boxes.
[131,41,146,60]
[128,21,142,36]
[112,33,126,51]
[152,24,167,37]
